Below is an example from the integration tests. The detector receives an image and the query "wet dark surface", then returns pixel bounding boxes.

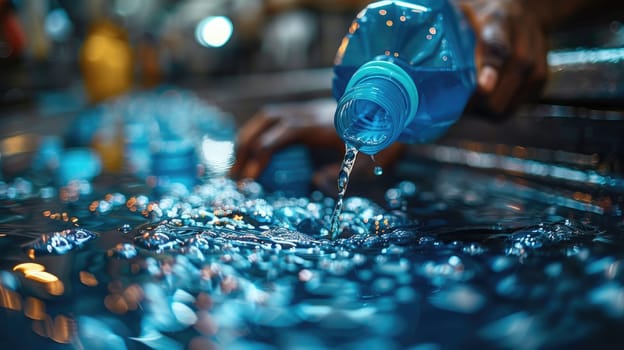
[1,3,624,347]
[0,88,623,350]
[1,159,623,350]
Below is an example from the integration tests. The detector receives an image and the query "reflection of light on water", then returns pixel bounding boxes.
[424,144,612,186]
[49,315,74,343]
[24,297,46,320]
[79,271,99,287]
[406,144,624,215]
[104,283,144,315]
[31,314,74,344]
[13,263,45,273]
[0,285,22,311]
[13,262,65,296]
[200,137,235,177]
[104,294,129,314]
[195,16,233,48]
[24,270,58,283]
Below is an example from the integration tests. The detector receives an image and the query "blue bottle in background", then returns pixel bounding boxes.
[258,145,313,197]
[333,0,476,155]
[150,138,198,194]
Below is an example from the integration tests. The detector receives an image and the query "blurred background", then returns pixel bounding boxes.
[1,0,621,106]
[0,0,373,187]
[1,0,624,199]
[0,0,371,106]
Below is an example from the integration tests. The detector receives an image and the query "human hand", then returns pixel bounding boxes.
[231,98,405,193]
[231,98,340,180]
[456,0,549,116]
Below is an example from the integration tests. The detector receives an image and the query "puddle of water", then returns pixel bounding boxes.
[0,162,623,350]
[1,89,623,349]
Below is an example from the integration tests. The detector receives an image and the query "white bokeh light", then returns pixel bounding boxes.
[200,137,235,176]
[195,16,234,48]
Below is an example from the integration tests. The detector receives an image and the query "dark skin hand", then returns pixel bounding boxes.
[231,0,597,191]
[231,99,341,182]
[231,98,406,193]
[457,0,549,116]
[459,0,615,114]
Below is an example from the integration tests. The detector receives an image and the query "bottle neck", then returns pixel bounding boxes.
[334,60,418,155]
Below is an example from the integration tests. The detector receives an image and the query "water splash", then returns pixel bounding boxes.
[0,148,622,350]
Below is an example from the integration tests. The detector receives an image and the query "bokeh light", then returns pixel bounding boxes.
[44,8,73,42]
[195,16,234,48]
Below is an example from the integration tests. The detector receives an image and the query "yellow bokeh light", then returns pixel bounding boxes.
[0,286,22,311]
[46,280,65,296]
[13,263,45,273]
[104,294,129,314]
[24,270,59,283]
[79,271,99,287]
[24,297,47,320]
[51,315,74,344]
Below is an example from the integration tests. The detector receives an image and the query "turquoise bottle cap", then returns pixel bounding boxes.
[345,60,419,127]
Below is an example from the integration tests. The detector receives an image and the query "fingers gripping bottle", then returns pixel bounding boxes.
[333,0,476,155]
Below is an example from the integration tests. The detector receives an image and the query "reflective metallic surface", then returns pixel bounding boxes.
[544,47,624,106]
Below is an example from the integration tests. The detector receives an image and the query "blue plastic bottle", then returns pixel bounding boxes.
[333,0,476,155]
[258,145,313,197]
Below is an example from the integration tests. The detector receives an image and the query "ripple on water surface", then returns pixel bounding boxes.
[0,171,622,350]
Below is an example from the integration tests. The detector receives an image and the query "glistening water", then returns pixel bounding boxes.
[1,161,624,350]
[329,144,359,240]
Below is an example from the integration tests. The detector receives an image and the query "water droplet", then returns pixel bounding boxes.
[108,243,138,259]
[24,228,97,255]
[185,232,215,251]
[398,181,417,196]
[172,301,198,326]
[134,229,177,250]
[374,166,383,176]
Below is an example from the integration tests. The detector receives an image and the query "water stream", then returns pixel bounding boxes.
[329,144,359,239]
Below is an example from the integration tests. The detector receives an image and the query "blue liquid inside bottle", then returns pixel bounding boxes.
[333,0,476,155]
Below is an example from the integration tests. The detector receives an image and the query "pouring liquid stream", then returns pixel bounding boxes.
[329,144,359,239]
